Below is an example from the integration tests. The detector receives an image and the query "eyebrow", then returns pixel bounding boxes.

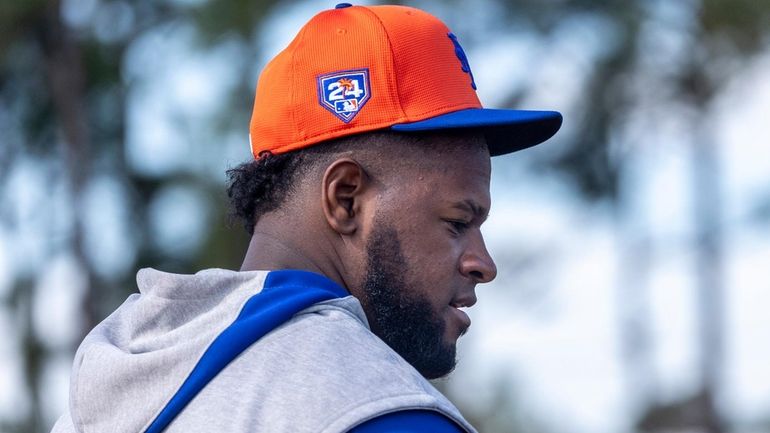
[451,200,489,221]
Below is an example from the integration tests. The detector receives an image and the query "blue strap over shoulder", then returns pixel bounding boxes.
[145,270,349,433]
[349,410,466,433]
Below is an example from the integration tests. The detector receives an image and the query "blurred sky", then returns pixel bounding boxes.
[1,0,769,432]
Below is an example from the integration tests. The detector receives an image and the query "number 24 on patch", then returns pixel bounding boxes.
[327,78,364,100]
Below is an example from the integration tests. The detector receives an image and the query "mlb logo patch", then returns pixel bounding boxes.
[317,69,371,123]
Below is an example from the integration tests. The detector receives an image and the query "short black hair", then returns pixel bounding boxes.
[227,131,395,235]
[226,130,485,235]
[226,151,303,236]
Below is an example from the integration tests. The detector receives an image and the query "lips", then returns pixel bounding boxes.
[450,304,471,330]
[450,292,477,310]
[449,291,476,331]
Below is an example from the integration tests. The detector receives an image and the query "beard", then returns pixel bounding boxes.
[360,222,458,379]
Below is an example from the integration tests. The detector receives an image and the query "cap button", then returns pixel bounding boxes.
[335,3,352,8]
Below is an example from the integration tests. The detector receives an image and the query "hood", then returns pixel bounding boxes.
[66,268,271,433]
[62,269,348,433]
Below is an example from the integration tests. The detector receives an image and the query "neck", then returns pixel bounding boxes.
[240,229,350,292]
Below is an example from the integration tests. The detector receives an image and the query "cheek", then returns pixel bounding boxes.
[401,222,459,266]
[399,224,463,300]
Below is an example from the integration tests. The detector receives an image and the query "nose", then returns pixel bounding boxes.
[459,231,497,284]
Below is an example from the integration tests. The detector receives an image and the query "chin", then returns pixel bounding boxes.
[422,353,458,380]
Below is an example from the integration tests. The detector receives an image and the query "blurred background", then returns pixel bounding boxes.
[1,0,769,432]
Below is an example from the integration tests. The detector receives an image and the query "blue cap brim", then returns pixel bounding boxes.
[390,108,562,156]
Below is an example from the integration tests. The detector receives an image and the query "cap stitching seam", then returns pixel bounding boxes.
[402,101,480,119]
[268,101,479,154]
[314,101,476,139]
[289,21,306,144]
[360,6,406,118]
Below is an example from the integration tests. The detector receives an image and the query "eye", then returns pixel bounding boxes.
[445,219,470,235]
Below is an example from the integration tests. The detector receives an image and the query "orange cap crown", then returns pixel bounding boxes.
[249,4,481,157]
[249,3,562,158]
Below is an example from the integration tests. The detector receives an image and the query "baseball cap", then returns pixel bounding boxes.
[249,3,562,158]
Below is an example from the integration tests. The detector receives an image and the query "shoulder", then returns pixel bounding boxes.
[169,297,474,433]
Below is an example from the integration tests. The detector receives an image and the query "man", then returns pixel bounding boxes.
[52,3,561,433]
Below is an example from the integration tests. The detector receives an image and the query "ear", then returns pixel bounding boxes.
[321,158,369,236]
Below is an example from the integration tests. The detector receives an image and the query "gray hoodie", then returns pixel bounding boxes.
[51,268,476,433]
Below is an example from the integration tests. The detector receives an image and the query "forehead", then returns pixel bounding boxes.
[389,136,492,209]
[425,153,490,205]
[399,131,490,172]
